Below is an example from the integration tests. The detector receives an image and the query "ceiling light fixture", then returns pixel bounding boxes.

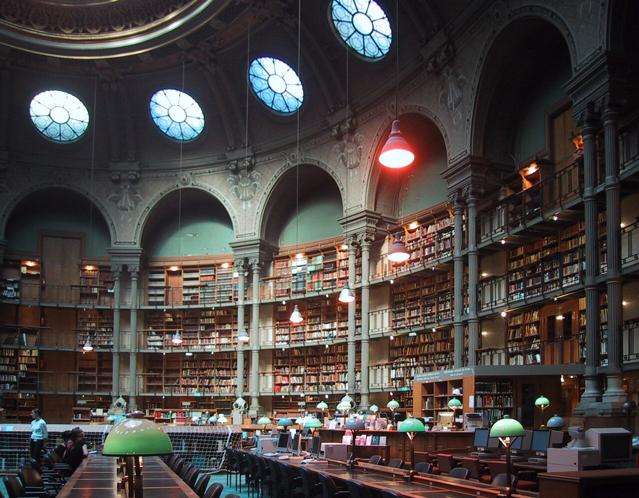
[338,283,355,303]
[171,330,183,345]
[82,338,93,352]
[378,1,414,169]
[238,327,250,344]
[388,235,409,263]
[290,304,303,324]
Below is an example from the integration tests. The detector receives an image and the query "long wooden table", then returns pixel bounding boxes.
[260,453,535,498]
[57,454,199,498]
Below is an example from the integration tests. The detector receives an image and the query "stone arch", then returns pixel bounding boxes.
[135,183,238,248]
[256,156,345,243]
[468,7,578,158]
[363,106,450,218]
[0,183,117,246]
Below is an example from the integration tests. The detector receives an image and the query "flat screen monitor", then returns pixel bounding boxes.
[310,436,321,459]
[473,428,490,450]
[302,428,311,437]
[292,433,301,453]
[510,429,533,452]
[530,430,551,454]
[276,432,291,453]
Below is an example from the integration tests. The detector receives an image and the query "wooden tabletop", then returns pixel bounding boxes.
[57,454,199,498]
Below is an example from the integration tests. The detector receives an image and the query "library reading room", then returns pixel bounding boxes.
[0,1,638,497]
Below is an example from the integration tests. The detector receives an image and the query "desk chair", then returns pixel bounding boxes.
[386,458,404,469]
[194,474,211,497]
[298,466,323,498]
[276,461,304,498]
[448,467,469,480]
[183,466,200,488]
[492,473,516,487]
[479,460,508,485]
[346,480,376,498]
[414,462,432,474]
[203,483,224,498]
[317,472,350,498]
[368,455,383,465]
[377,491,402,498]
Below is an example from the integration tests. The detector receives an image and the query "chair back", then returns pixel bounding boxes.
[346,479,375,498]
[369,455,383,465]
[193,474,211,497]
[386,458,403,469]
[317,472,340,498]
[173,458,185,475]
[19,463,44,487]
[183,466,200,488]
[492,473,516,487]
[448,467,469,480]
[202,482,224,498]
[180,462,195,479]
[377,491,402,498]
[298,466,321,497]
[413,462,432,474]
[484,460,508,479]
[2,476,24,498]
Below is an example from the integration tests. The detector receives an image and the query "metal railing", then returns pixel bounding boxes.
[476,334,584,367]
[479,162,582,243]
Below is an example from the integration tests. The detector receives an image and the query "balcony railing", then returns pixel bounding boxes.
[479,162,582,243]
[476,334,584,367]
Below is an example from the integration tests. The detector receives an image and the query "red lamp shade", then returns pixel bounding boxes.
[379,120,415,169]
[388,238,410,263]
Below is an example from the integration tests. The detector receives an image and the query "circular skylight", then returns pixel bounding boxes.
[149,89,205,141]
[330,0,392,60]
[249,57,304,114]
[29,90,89,143]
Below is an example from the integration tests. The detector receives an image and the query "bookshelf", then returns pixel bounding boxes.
[76,309,114,349]
[266,244,355,300]
[273,343,360,395]
[178,352,243,395]
[77,352,112,393]
[145,263,237,306]
[390,271,453,331]
[506,309,541,366]
[1,392,37,421]
[273,297,359,345]
[143,307,238,350]
[79,265,113,305]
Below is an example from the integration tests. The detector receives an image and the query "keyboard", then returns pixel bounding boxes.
[470,452,494,458]
[263,452,278,457]
[527,457,547,464]
[278,456,289,460]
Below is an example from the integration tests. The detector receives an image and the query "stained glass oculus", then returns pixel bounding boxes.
[249,57,304,114]
[149,89,205,141]
[29,90,89,143]
[330,0,392,60]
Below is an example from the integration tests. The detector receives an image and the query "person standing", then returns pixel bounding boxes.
[30,408,47,460]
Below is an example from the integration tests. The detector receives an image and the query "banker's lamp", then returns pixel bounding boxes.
[399,416,426,471]
[535,395,550,412]
[345,418,365,469]
[257,416,271,432]
[103,412,173,498]
[304,415,323,437]
[277,417,293,429]
[490,416,525,497]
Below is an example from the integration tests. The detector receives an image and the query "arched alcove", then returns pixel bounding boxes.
[472,18,573,165]
[5,188,111,256]
[373,113,448,218]
[262,165,343,246]
[141,188,234,257]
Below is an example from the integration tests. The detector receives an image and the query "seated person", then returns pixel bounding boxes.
[64,427,88,471]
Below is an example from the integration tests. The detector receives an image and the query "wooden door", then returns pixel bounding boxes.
[41,234,81,302]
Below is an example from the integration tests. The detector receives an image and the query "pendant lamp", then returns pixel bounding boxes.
[82,338,94,352]
[379,120,415,168]
[238,327,250,343]
[171,330,183,345]
[388,236,409,263]
[338,283,355,303]
[290,304,303,324]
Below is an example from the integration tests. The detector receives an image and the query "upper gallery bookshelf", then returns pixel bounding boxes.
[145,262,237,306]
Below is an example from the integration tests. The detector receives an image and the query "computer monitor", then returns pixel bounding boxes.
[256,437,277,454]
[586,428,632,463]
[310,436,321,459]
[530,430,551,455]
[276,432,291,453]
[550,430,565,448]
[510,429,532,452]
[291,433,301,454]
[473,428,490,451]
[301,428,311,437]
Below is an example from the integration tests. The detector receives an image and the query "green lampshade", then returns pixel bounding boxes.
[345,418,365,430]
[336,401,352,412]
[103,418,173,456]
[295,416,305,425]
[316,401,328,410]
[399,417,426,433]
[369,404,379,414]
[304,416,323,428]
[387,399,400,411]
[277,417,293,427]
[257,416,271,426]
[448,397,463,409]
[489,416,525,438]
[535,395,550,408]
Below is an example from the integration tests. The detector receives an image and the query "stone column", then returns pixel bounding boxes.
[451,192,466,368]
[347,238,357,396]
[128,266,139,410]
[249,259,262,414]
[359,233,373,410]
[235,260,246,399]
[602,104,625,404]
[466,191,479,366]
[580,104,602,404]
[111,265,122,399]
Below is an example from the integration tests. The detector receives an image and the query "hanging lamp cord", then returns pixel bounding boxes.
[295,0,301,255]
[395,0,399,119]
[177,59,185,259]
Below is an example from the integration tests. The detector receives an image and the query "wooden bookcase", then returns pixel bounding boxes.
[388,328,454,385]
[145,263,237,306]
[506,308,541,365]
[266,243,355,300]
[390,271,453,331]
[273,343,359,395]
[143,307,238,350]
[273,296,359,345]
[79,265,113,305]
[77,352,112,393]
[76,308,114,349]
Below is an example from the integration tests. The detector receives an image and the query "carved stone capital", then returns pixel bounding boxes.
[248,259,261,272]
[111,264,123,280]
[577,102,600,135]
[447,190,465,209]
[128,265,140,278]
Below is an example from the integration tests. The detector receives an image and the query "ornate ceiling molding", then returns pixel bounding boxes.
[0,0,231,59]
